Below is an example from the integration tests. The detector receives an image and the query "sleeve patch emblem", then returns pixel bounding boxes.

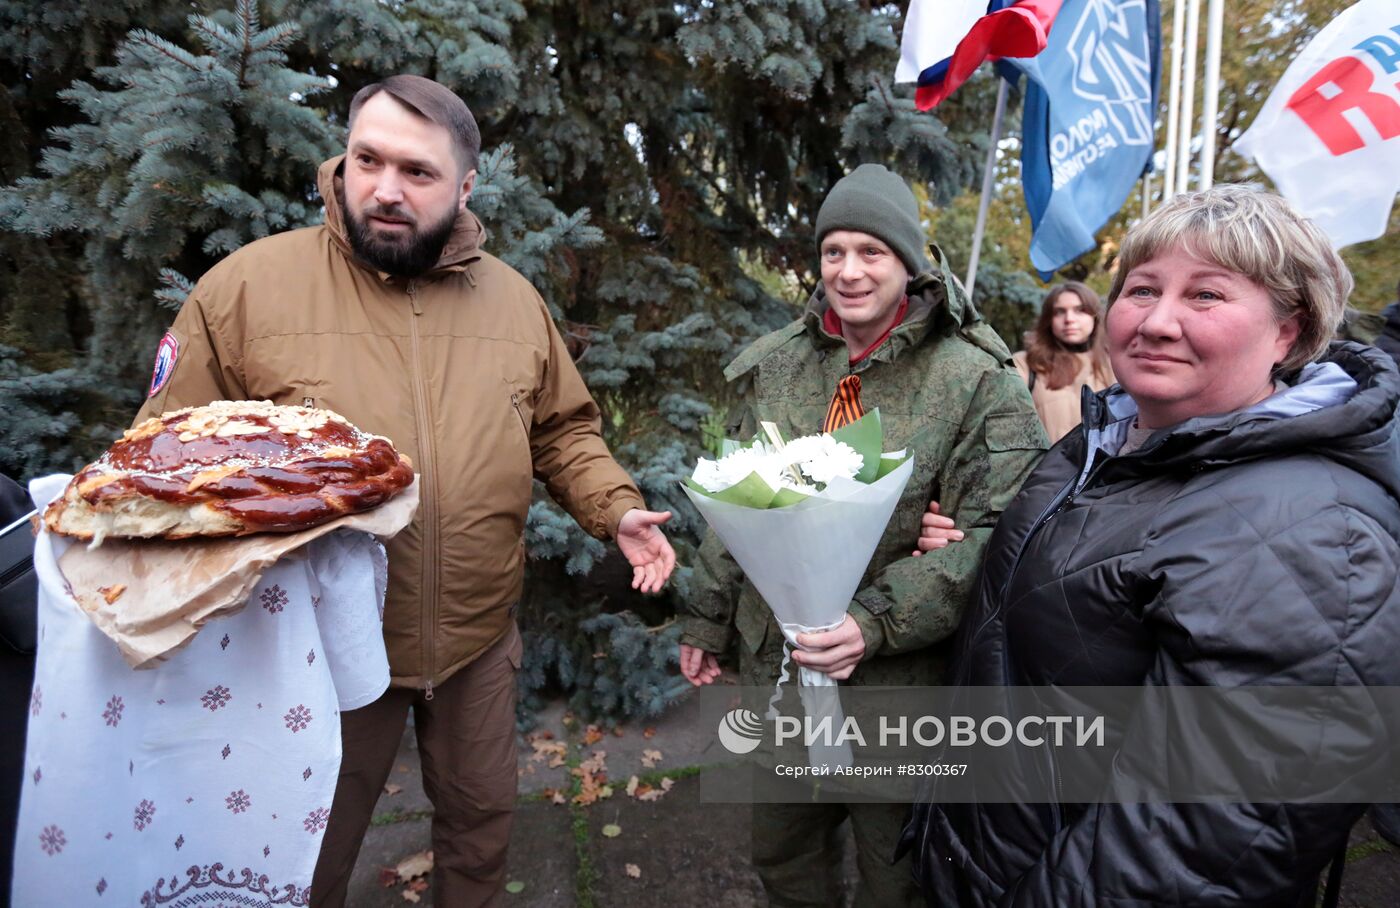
[148,332,179,398]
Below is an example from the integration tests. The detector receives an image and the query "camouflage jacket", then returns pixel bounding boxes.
[679,251,1047,681]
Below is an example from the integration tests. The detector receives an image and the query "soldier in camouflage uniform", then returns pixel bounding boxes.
[678,164,1047,907]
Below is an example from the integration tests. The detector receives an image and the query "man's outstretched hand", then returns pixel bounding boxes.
[617,508,676,593]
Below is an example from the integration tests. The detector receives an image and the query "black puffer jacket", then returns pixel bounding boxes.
[903,342,1400,906]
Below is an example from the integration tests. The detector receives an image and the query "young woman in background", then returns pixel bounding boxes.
[1013,282,1116,442]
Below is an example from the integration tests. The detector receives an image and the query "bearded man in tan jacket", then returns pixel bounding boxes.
[134,75,676,907]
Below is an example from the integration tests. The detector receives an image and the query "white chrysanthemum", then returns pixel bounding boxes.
[693,444,789,493]
[781,434,863,486]
[693,433,861,494]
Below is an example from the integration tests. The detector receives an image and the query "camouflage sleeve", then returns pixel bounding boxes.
[679,528,743,653]
[849,367,1047,657]
[676,393,758,654]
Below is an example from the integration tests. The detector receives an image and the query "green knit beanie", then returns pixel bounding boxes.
[815,164,930,275]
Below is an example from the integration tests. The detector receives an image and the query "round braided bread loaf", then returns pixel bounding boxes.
[44,400,414,543]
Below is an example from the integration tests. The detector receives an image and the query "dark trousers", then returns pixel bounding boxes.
[310,624,522,907]
[741,631,920,907]
[751,800,919,908]
[0,647,35,908]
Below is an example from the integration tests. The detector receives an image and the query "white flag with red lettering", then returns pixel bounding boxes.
[1234,0,1399,249]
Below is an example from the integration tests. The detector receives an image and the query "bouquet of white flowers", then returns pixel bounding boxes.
[682,411,914,765]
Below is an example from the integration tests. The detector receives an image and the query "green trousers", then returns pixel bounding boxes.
[741,625,921,907]
[751,799,918,907]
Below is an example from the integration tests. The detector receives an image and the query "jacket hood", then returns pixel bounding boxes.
[316,155,485,277]
[1082,340,1400,501]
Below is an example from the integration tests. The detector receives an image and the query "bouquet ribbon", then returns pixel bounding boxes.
[776,618,853,772]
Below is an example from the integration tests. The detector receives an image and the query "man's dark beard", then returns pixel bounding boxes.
[338,184,458,278]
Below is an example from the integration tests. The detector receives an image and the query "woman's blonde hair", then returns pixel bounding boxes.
[1107,185,1351,372]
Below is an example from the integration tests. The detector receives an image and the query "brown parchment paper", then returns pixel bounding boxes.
[55,478,420,669]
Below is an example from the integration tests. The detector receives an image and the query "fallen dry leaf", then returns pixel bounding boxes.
[643,727,657,739]
[612,726,625,737]
[397,764,410,773]
[383,783,403,796]
[641,748,663,768]
[583,725,604,746]
[99,584,127,604]
[602,823,622,838]
[637,777,674,802]
[396,861,432,901]
[394,849,433,881]
[571,750,610,805]
[378,868,399,888]
[626,775,640,797]
[625,864,641,879]
[530,738,567,764]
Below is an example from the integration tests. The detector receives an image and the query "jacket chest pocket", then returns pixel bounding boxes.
[986,411,1047,474]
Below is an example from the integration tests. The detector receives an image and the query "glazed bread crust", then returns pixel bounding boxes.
[45,400,414,543]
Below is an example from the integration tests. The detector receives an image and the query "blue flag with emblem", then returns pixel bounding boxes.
[1004,0,1161,277]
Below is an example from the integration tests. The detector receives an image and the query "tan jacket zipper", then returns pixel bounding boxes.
[406,280,439,700]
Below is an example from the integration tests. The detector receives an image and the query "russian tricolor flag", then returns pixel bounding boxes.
[896,0,1063,110]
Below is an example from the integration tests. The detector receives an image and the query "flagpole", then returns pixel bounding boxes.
[1199,0,1224,189]
[1176,0,1202,193]
[966,77,1009,301]
[1162,0,1186,199]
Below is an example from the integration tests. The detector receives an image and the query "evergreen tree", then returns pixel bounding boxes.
[0,0,191,473]
[1,0,992,721]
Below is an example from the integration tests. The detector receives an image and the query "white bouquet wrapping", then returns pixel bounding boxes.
[682,411,915,768]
